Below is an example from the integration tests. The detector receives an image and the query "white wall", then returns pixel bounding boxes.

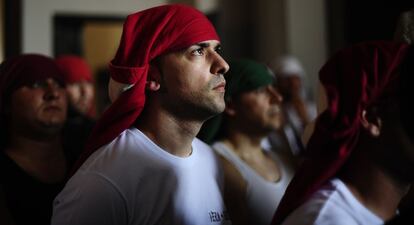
[22,0,166,56]
[196,0,218,14]
[286,0,327,98]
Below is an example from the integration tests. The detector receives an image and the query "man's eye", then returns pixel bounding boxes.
[30,81,47,89]
[191,48,204,56]
[28,79,64,89]
[254,86,267,94]
[215,46,223,55]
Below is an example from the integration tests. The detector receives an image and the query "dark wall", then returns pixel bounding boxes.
[4,0,22,58]
[327,0,414,55]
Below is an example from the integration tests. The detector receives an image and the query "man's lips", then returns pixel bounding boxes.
[44,105,63,111]
[213,82,226,92]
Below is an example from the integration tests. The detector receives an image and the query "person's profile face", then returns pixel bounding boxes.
[235,85,284,134]
[154,40,230,118]
[278,75,302,100]
[9,78,67,131]
[66,81,94,115]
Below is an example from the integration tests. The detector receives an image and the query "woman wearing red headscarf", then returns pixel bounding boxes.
[271,41,414,225]
[52,4,231,225]
[55,55,96,119]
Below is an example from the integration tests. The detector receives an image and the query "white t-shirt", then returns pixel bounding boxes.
[282,178,384,225]
[213,142,293,225]
[52,128,231,225]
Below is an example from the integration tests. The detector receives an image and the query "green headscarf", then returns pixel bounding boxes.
[198,59,275,144]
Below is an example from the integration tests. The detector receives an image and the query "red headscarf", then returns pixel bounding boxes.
[0,54,65,147]
[71,4,220,172]
[55,55,96,118]
[55,55,93,83]
[272,41,409,224]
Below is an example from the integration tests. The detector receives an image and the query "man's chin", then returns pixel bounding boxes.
[212,104,225,116]
[201,104,224,121]
[206,98,225,114]
[41,120,65,130]
[267,120,283,131]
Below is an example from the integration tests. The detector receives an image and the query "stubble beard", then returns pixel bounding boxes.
[161,89,225,122]
[160,79,225,121]
[192,76,226,119]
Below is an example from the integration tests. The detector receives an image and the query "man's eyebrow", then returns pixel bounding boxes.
[194,42,222,49]
[194,42,210,48]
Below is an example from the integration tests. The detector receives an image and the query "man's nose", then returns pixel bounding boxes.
[211,53,229,76]
[268,86,283,104]
[43,79,63,100]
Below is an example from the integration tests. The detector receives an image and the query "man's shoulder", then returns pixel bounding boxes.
[192,138,218,161]
[283,178,383,225]
[282,185,355,225]
[98,128,146,152]
[193,137,213,151]
[76,128,149,174]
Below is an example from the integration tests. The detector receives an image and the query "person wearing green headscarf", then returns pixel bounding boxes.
[198,59,295,225]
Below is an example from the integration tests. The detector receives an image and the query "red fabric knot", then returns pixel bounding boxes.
[108,62,148,85]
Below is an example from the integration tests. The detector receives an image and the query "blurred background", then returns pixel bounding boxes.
[1,0,414,115]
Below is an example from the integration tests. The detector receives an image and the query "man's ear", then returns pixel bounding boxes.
[361,108,382,137]
[146,64,161,91]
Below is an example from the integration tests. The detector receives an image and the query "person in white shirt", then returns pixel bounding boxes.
[199,59,295,225]
[267,55,316,157]
[272,41,414,225]
[52,4,231,225]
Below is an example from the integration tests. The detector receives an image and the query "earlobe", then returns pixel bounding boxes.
[146,80,160,91]
[146,64,161,91]
[361,109,382,137]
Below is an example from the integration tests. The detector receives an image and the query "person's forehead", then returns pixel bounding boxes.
[188,40,221,48]
[162,40,221,58]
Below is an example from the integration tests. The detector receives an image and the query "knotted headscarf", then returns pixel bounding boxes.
[72,4,220,172]
[272,41,409,224]
[0,54,65,148]
[198,59,274,143]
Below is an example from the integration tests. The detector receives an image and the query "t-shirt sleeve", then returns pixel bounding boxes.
[51,172,127,225]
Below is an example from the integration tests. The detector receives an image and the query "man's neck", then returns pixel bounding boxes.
[222,130,282,182]
[223,131,264,158]
[340,152,410,221]
[5,134,67,183]
[136,106,202,158]
[7,133,63,158]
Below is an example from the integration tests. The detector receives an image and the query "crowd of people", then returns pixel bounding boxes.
[0,3,413,225]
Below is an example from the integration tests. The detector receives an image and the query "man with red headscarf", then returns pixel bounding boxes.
[0,54,79,225]
[271,41,414,225]
[52,4,231,225]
